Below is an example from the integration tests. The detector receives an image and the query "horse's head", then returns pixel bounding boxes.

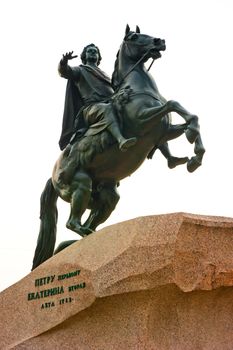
[112,25,166,89]
[123,24,166,62]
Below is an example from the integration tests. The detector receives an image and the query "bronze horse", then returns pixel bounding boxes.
[32,25,205,269]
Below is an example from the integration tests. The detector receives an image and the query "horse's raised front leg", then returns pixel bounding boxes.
[163,120,205,172]
[166,100,200,144]
[158,142,188,169]
[139,100,200,144]
[66,170,93,237]
[147,122,188,162]
[83,182,120,234]
[139,103,171,123]
[187,134,205,172]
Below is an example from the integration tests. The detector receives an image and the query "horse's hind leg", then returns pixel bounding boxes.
[83,182,120,233]
[66,170,93,236]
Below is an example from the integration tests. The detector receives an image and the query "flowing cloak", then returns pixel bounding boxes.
[58,65,113,150]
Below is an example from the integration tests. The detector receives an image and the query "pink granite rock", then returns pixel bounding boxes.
[1,213,233,349]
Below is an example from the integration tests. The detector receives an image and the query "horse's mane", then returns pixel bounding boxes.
[111,33,134,90]
[111,49,120,90]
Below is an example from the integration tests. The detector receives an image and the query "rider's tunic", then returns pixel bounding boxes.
[58,62,116,149]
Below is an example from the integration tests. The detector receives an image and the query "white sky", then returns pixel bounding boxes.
[0,0,233,291]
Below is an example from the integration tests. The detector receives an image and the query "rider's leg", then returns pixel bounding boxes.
[158,143,188,169]
[84,103,137,151]
[108,121,137,151]
[66,170,92,236]
[104,104,137,151]
[83,182,120,233]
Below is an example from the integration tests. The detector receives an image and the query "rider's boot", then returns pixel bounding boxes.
[108,122,137,152]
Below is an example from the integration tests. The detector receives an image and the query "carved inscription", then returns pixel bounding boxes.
[28,286,64,300]
[27,269,86,310]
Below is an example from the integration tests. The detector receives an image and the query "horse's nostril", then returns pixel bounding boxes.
[154,38,161,44]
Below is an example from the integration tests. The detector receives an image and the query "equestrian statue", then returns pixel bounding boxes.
[32,25,205,269]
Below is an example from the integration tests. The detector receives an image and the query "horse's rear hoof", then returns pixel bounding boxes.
[79,226,94,237]
[54,240,77,254]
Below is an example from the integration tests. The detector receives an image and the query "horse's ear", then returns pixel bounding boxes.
[125,24,130,36]
[136,25,140,33]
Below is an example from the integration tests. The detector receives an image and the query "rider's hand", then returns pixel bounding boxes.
[62,51,78,62]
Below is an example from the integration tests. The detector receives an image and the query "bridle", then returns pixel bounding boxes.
[116,41,156,90]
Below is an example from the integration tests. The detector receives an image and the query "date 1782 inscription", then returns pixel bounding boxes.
[27,269,86,310]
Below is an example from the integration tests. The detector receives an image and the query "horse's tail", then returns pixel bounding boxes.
[32,178,58,270]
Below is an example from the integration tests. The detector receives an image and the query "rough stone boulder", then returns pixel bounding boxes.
[1,213,233,349]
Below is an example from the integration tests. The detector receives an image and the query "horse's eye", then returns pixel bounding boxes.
[130,33,138,41]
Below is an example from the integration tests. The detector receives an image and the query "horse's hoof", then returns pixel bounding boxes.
[79,226,94,237]
[185,126,199,144]
[66,219,94,237]
[54,240,77,254]
[168,156,189,169]
[187,156,202,173]
[66,221,83,235]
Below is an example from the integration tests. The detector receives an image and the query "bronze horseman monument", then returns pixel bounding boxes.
[32,24,205,269]
[2,26,233,350]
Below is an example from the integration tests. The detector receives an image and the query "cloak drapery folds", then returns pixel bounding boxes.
[58,80,83,150]
[58,65,113,150]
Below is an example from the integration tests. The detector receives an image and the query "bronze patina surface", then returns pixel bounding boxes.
[32,26,205,269]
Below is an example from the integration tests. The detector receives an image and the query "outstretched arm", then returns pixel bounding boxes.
[58,51,78,79]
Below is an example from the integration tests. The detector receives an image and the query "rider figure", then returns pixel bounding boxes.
[58,44,137,152]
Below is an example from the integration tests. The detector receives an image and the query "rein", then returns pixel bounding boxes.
[116,48,155,90]
[147,59,155,71]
